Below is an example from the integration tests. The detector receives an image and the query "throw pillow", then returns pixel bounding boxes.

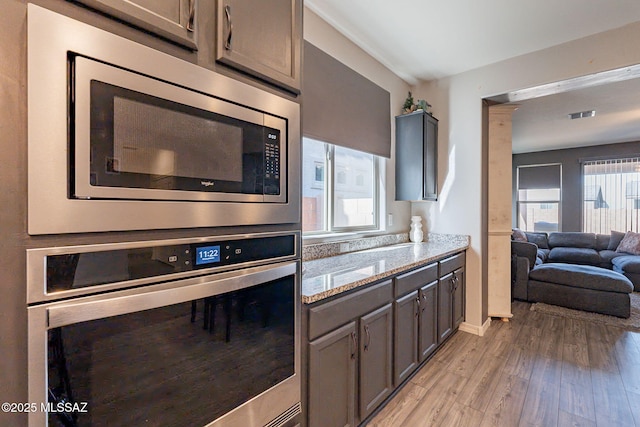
[512,228,527,242]
[525,232,549,249]
[608,230,626,251]
[616,231,640,255]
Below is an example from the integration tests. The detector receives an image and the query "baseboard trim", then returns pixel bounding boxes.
[459,317,492,336]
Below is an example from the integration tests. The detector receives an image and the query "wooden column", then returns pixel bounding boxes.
[487,104,518,320]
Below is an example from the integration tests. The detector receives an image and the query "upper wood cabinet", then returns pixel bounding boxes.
[395,111,438,201]
[73,0,198,49]
[216,0,302,93]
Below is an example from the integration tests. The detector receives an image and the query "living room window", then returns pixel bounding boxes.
[582,157,640,233]
[516,164,562,232]
[302,137,380,233]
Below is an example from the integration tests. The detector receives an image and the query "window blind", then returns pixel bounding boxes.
[302,41,391,158]
[518,164,561,189]
[583,157,640,233]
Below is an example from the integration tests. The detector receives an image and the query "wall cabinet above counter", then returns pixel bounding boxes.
[64,0,302,94]
[395,111,438,201]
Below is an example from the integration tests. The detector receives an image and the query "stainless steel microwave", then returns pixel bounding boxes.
[28,5,300,234]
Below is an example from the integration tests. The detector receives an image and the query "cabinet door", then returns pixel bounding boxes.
[309,322,357,427]
[393,291,419,386]
[452,267,465,328]
[419,280,438,361]
[395,113,424,201]
[74,0,197,49]
[423,114,438,201]
[359,303,393,421]
[395,112,438,201]
[438,273,454,343]
[216,0,301,92]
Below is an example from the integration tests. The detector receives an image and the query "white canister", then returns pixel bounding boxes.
[409,216,424,243]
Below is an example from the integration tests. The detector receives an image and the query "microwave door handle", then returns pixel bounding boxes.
[46,261,297,329]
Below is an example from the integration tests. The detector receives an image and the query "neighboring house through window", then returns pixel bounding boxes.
[302,137,379,233]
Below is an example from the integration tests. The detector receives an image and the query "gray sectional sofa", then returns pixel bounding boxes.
[512,231,638,318]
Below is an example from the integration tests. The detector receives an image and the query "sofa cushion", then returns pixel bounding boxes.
[596,234,610,251]
[525,232,549,249]
[548,232,596,249]
[611,255,640,274]
[608,230,626,250]
[616,231,640,255]
[528,263,633,294]
[547,247,601,265]
[599,249,624,267]
[537,248,550,262]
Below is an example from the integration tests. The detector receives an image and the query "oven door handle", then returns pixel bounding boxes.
[46,261,297,329]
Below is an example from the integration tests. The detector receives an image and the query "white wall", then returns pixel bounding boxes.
[413,21,640,329]
[303,7,412,238]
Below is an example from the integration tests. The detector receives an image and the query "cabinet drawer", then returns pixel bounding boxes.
[308,280,393,341]
[394,263,437,297]
[440,252,465,277]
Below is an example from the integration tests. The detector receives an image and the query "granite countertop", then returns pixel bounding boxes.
[302,234,470,304]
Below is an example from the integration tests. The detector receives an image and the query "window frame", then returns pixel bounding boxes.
[302,138,381,235]
[516,164,562,232]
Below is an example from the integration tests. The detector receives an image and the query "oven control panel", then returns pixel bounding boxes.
[37,234,297,298]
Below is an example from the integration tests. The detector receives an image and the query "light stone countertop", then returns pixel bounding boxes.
[302,234,470,304]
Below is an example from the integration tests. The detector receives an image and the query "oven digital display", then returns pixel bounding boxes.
[195,245,221,265]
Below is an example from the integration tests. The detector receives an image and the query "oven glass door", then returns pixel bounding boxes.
[31,262,298,427]
[73,56,286,202]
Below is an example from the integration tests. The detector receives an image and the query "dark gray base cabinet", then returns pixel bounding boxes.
[359,303,393,420]
[306,281,393,427]
[308,322,357,427]
[305,252,465,427]
[418,281,438,361]
[393,290,419,385]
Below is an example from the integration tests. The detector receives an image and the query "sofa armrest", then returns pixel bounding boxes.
[512,256,530,300]
[511,241,538,267]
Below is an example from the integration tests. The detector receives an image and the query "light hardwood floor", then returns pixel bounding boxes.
[368,301,640,427]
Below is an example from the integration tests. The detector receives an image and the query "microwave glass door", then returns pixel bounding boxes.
[73,56,286,203]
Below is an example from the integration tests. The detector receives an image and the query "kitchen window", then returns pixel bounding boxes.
[302,137,379,233]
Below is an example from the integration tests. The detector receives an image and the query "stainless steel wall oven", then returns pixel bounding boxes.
[26,5,302,427]
[27,5,300,234]
[28,232,301,427]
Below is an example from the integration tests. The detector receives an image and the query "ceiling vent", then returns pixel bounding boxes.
[568,110,596,119]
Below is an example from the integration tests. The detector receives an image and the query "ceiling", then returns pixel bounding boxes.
[306,0,640,153]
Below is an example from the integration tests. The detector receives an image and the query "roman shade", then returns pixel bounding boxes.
[302,41,391,158]
[518,164,561,189]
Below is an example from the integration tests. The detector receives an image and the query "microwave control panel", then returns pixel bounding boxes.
[264,129,280,195]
